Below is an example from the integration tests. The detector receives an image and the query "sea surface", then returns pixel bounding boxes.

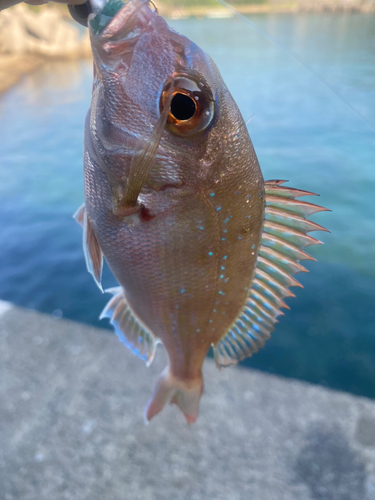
[0,13,374,398]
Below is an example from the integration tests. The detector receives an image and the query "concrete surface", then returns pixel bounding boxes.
[1,301,375,500]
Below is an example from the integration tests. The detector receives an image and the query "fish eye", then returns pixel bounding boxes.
[161,76,215,137]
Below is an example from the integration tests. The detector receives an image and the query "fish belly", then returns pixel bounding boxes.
[84,150,264,379]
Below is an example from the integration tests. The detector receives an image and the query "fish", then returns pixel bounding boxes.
[74,0,328,423]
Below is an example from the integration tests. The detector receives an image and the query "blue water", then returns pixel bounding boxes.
[0,13,374,398]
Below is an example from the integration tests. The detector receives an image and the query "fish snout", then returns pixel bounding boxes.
[69,0,155,33]
[92,0,155,42]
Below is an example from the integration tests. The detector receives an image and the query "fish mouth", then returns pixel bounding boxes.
[89,0,157,71]
[90,0,155,45]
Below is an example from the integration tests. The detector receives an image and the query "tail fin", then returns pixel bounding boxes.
[145,367,203,424]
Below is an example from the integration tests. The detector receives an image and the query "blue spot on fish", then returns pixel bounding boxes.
[222,238,226,241]
[216,207,221,211]
[238,235,242,240]
[223,255,228,260]
[196,329,201,333]
[209,319,213,323]
[210,193,215,197]
[199,226,204,230]
[220,275,224,279]
[252,244,255,249]
[224,216,232,224]
[180,289,185,294]
[208,252,213,256]
[223,229,227,233]
[247,215,251,219]
[218,291,225,295]
[221,266,225,270]
[247,194,252,199]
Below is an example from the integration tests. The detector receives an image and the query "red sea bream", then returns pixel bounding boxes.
[75,0,328,423]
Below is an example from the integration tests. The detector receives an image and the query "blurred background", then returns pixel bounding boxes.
[0,0,374,398]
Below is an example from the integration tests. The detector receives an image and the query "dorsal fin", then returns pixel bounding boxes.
[100,287,159,366]
[74,203,103,291]
[213,180,329,368]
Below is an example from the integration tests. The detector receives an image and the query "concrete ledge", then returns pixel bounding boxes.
[1,305,375,500]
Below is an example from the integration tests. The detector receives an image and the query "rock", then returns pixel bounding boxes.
[291,0,375,12]
[0,4,91,58]
[0,53,43,93]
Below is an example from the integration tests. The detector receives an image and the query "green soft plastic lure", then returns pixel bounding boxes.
[90,0,125,34]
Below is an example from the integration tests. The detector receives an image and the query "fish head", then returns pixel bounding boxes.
[87,0,252,212]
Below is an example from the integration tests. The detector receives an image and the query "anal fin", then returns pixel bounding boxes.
[100,287,159,366]
[74,203,103,291]
[214,180,328,369]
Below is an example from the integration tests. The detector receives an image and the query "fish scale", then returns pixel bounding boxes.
[200,182,264,329]
[74,0,328,423]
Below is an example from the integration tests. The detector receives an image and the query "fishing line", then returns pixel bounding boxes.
[215,0,375,134]
[245,114,255,126]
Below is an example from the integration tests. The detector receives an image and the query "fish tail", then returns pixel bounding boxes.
[144,367,203,425]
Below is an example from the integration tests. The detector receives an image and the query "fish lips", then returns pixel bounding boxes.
[89,0,156,63]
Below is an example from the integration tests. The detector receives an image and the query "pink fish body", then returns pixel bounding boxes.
[75,0,328,423]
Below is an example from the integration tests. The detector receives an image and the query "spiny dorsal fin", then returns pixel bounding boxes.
[74,203,103,292]
[100,287,159,366]
[213,180,328,368]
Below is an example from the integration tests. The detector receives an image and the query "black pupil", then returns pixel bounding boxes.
[170,93,196,121]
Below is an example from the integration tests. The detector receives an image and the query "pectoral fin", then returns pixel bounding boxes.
[74,203,103,291]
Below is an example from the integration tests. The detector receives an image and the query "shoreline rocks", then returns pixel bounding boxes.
[159,0,375,18]
[0,4,91,94]
[0,53,44,94]
[0,5,90,58]
[0,1,374,95]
